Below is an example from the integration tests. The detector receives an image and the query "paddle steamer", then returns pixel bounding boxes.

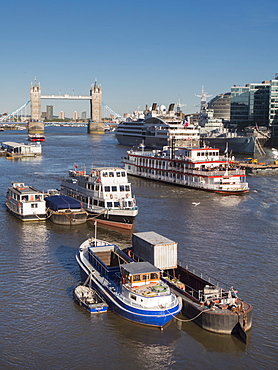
[122,145,249,194]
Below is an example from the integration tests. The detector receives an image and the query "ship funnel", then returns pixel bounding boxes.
[168,103,175,112]
[151,103,157,111]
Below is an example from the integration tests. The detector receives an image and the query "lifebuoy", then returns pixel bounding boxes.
[110,194,113,199]
[96,178,101,183]
[126,193,130,198]
[17,202,21,207]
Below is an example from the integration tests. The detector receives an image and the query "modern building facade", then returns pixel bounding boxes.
[46,105,53,120]
[269,76,278,136]
[230,74,278,132]
[59,111,65,120]
[207,93,230,121]
[72,111,78,121]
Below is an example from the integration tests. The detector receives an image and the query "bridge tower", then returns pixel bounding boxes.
[29,78,44,133]
[88,80,104,133]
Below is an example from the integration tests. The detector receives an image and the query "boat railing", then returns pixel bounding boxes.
[177,261,234,292]
[168,166,246,177]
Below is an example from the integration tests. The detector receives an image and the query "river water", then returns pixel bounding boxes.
[0,127,277,369]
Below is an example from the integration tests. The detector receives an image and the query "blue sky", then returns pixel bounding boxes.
[1,0,278,118]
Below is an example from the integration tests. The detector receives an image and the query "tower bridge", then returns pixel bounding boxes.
[1,80,123,132]
[30,78,103,134]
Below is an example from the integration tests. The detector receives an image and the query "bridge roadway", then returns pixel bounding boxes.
[41,94,91,100]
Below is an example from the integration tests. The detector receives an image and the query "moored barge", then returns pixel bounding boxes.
[45,195,87,225]
[128,231,253,338]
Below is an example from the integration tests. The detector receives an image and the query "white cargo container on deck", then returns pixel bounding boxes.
[132,231,177,270]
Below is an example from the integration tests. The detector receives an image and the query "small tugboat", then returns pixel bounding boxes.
[28,134,45,142]
[129,231,253,341]
[45,195,87,225]
[122,144,249,194]
[5,182,47,221]
[60,166,138,229]
[76,236,182,327]
[74,274,108,314]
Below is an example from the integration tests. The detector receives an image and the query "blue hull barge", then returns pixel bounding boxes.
[76,238,182,328]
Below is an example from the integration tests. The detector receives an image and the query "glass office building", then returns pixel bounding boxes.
[230,74,278,134]
[269,76,278,136]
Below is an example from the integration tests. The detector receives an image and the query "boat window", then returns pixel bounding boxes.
[121,172,126,177]
[130,294,137,301]
[109,172,114,177]
[112,186,117,192]
[93,200,98,205]
[31,204,38,208]
[114,201,120,207]
[102,172,108,177]
[128,201,133,207]
[95,184,99,191]
[22,195,28,201]
[143,274,149,281]
[116,172,121,177]
[150,273,159,279]
[104,186,110,192]
[120,185,125,192]
[125,185,130,191]
[99,201,105,207]
[107,202,113,207]
[133,274,141,282]
[35,195,41,201]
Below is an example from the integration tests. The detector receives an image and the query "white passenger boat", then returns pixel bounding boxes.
[76,237,182,327]
[60,167,138,229]
[122,145,249,194]
[115,103,200,149]
[5,182,47,221]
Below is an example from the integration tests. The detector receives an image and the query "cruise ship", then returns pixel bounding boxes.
[115,103,200,149]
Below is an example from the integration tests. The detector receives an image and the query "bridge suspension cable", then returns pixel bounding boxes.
[102,102,123,120]
[0,100,30,122]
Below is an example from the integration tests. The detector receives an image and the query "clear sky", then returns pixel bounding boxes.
[1,0,278,118]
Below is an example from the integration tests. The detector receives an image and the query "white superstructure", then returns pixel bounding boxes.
[115,103,200,149]
[60,167,138,229]
[5,182,47,221]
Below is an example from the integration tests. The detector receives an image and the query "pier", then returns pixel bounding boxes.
[234,160,278,174]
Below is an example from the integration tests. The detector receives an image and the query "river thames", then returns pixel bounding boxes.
[0,126,277,369]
